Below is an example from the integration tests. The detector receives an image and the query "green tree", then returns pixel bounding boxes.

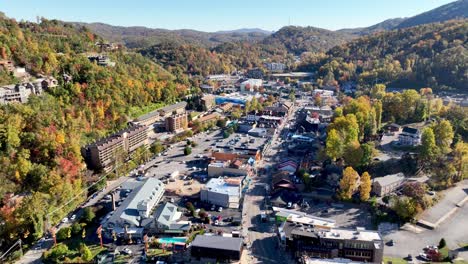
[438,238,446,249]
[370,84,386,99]
[432,120,454,155]
[43,244,70,262]
[452,142,468,181]
[326,129,343,160]
[150,141,165,155]
[420,127,437,162]
[374,101,382,129]
[359,172,372,201]
[339,167,360,200]
[81,207,95,224]
[80,243,93,262]
[184,146,192,155]
[391,196,418,220]
[343,141,363,168]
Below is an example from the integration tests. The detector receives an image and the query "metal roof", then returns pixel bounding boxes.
[191,235,243,252]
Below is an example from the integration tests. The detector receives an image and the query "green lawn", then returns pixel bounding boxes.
[147,248,172,257]
[383,256,408,264]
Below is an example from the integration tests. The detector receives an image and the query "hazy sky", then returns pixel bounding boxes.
[1,0,455,32]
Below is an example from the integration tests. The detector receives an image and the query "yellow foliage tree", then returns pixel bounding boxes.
[360,172,372,201]
[339,167,360,200]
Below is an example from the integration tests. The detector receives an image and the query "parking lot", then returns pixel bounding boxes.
[300,201,373,229]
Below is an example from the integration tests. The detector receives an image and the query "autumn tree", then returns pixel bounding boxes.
[452,142,468,181]
[359,172,372,201]
[339,167,360,200]
[326,129,343,161]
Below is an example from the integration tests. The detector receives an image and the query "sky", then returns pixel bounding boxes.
[0,0,455,32]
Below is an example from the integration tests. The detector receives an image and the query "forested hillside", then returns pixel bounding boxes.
[0,17,186,245]
[307,20,468,91]
[396,0,468,29]
[261,26,353,54]
[75,22,270,49]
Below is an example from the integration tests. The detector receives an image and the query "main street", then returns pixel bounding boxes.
[241,103,296,264]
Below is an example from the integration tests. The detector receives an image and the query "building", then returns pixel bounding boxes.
[88,55,115,67]
[399,127,421,146]
[265,62,286,72]
[385,123,401,132]
[201,94,216,110]
[154,202,191,234]
[372,173,405,197]
[217,102,234,113]
[208,159,251,178]
[195,112,220,125]
[273,207,336,229]
[262,101,293,117]
[158,101,187,117]
[0,76,55,104]
[191,235,243,261]
[277,159,299,173]
[200,177,242,208]
[132,101,187,126]
[248,128,268,137]
[165,113,188,132]
[280,223,384,263]
[82,125,148,171]
[104,178,165,237]
[240,79,263,92]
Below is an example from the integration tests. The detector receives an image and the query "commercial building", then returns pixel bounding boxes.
[399,126,421,146]
[372,173,406,197]
[207,159,251,178]
[154,202,191,234]
[165,113,188,132]
[265,62,286,72]
[200,177,243,208]
[240,79,263,92]
[132,101,187,126]
[201,94,216,110]
[0,77,57,104]
[87,55,115,67]
[191,235,244,261]
[195,112,221,125]
[104,178,165,236]
[280,222,384,263]
[82,125,148,171]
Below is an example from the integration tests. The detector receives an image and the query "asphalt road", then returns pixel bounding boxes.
[241,104,297,264]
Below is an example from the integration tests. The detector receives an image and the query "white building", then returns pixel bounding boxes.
[104,178,165,232]
[200,177,242,208]
[240,79,263,92]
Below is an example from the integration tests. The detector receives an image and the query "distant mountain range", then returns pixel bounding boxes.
[73,22,271,49]
[73,0,467,53]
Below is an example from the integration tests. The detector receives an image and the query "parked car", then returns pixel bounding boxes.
[61,217,69,223]
[217,207,223,212]
[419,253,429,261]
[211,205,216,211]
[122,248,132,255]
[70,214,76,221]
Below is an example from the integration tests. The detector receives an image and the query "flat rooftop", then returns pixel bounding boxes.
[204,177,240,196]
[215,132,268,153]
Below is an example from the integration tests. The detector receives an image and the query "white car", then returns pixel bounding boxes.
[122,248,132,255]
[61,217,69,223]
[217,207,223,212]
[70,214,76,221]
[214,220,219,226]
